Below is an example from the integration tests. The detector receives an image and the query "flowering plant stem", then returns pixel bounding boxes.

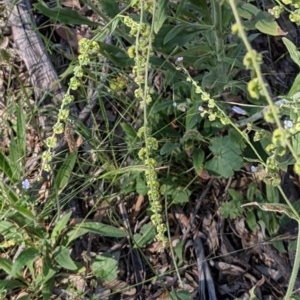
[228,0,300,297]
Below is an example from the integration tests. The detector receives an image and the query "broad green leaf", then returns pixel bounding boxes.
[54,152,76,193]
[205,136,243,178]
[193,149,204,175]
[160,142,180,156]
[96,0,119,17]
[91,255,118,281]
[283,37,300,68]
[34,1,100,26]
[16,105,26,162]
[11,248,40,277]
[51,211,72,244]
[266,184,279,203]
[67,222,126,244]
[172,188,191,205]
[54,246,78,271]
[154,0,168,34]
[237,2,260,20]
[174,240,184,266]
[246,210,257,232]
[133,223,156,248]
[255,11,286,36]
[120,123,137,140]
[0,280,25,290]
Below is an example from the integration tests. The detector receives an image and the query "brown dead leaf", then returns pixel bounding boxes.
[62,0,81,9]
[55,25,84,52]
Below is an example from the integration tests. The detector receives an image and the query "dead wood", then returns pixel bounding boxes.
[7,0,65,104]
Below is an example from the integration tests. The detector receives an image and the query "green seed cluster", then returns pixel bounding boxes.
[178,65,231,125]
[41,38,100,172]
[123,4,167,245]
[269,1,300,24]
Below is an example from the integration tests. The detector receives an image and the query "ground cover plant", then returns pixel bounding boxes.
[1,0,300,299]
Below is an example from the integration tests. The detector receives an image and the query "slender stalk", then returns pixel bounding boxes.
[284,221,300,299]
[211,0,225,75]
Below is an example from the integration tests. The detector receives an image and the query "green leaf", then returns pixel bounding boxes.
[246,210,257,232]
[67,222,126,244]
[91,255,118,281]
[220,200,243,219]
[0,257,13,275]
[170,290,192,300]
[288,73,300,97]
[11,248,40,277]
[96,0,119,17]
[0,152,14,182]
[34,1,100,26]
[98,42,132,67]
[54,246,78,271]
[154,0,168,34]
[205,136,243,178]
[255,11,286,36]
[171,188,191,205]
[193,149,205,175]
[0,280,25,290]
[54,152,76,193]
[9,138,20,182]
[51,212,72,244]
[283,37,300,68]
[133,223,156,248]
[160,142,180,156]
[174,240,184,266]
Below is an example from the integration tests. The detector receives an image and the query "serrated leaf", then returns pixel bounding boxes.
[91,255,118,281]
[193,149,205,175]
[11,248,40,277]
[54,152,76,193]
[154,0,168,34]
[205,136,243,178]
[133,223,156,247]
[172,188,191,205]
[55,246,78,271]
[34,1,99,26]
[283,37,300,68]
[67,222,126,244]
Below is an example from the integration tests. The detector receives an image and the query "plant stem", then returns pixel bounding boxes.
[211,0,225,75]
[284,221,300,299]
